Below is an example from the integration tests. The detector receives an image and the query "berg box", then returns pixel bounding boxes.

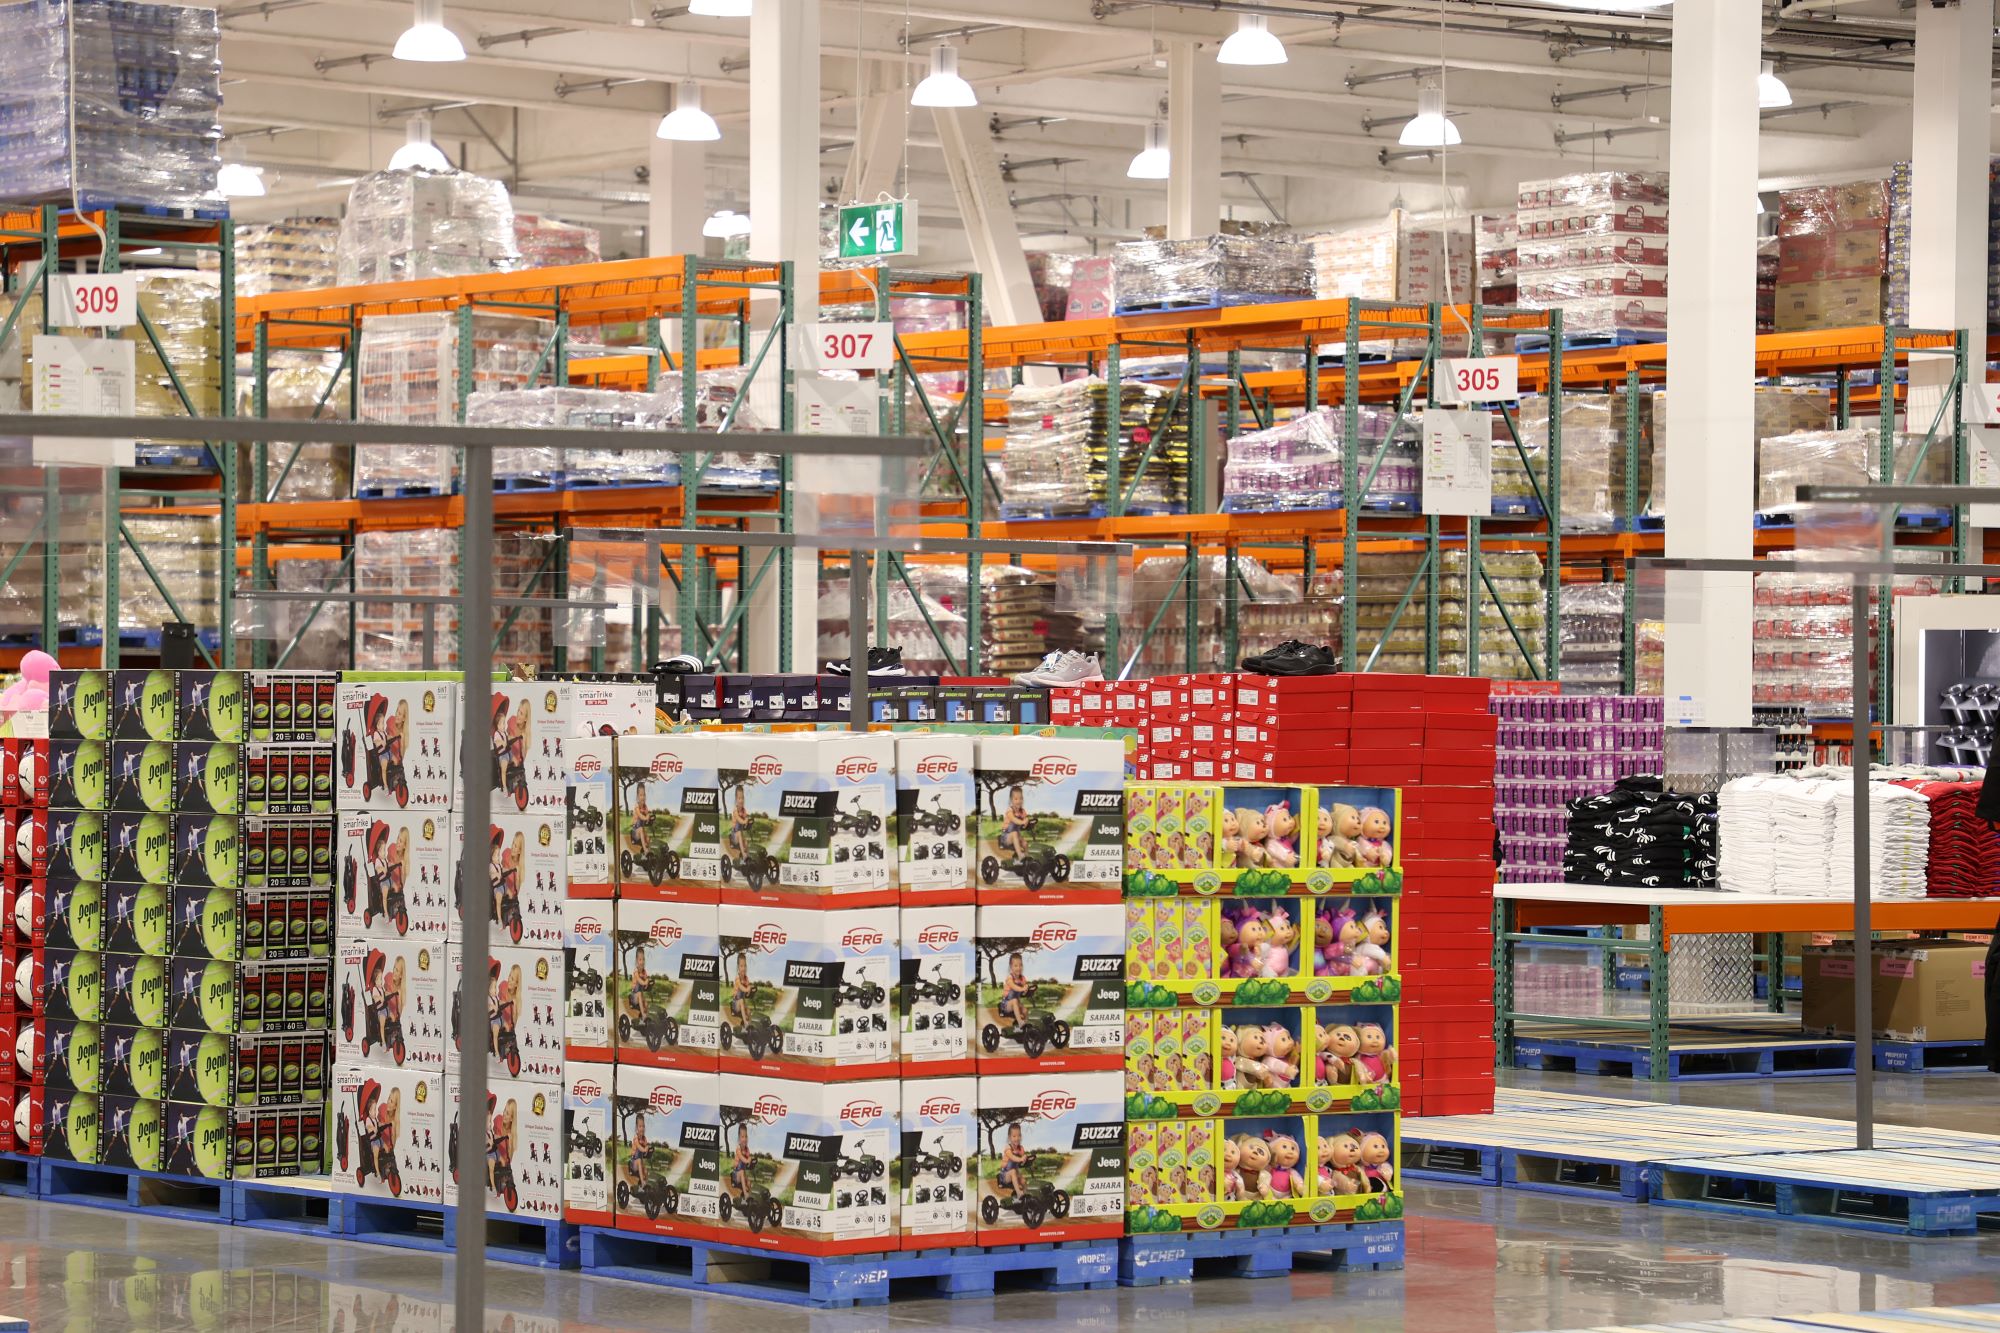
[564,736,616,899]
[716,905,897,1078]
[563,898,617,1064]
[562,1061,615,1227]
[453,811,566,949]
[331,1062,445,1203]
[615,733,723,901]
[613,1065,721,1240]
[716,1074,898,1254]
[974,1073,1124,1243]
[337,809,454,941]
[713,734,895,906]
[335,937,447,1072]
[974,904,1124,1072]
[613,899,719,1070]
[972,737,1125,902]
[447,944,564,1081]
[444,1073,563,1220]
[894,735,975,903]
[335,680,458,811]
[899,904,974,1073]
[899,1075,976,1248]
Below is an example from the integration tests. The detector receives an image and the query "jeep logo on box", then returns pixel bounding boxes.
[1030,758,1077,781]
[1030,923,1078,948]
[649,1086,684,1113]
[650,919,684,946]
[839,1100,882,1124]
[913,756,957,780]
[752,924,786,951]
[748,755,784,783]
[841,927,883,952]
[916,925,959,951]
[572,1079,603,1101]
[918,1096,961,1121]
[650,753,684,780]
[750,1095,786,1123]
[1029,1091,1077,1118]
[833,756,878,782]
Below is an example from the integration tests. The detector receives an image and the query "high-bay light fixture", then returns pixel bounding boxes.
[1217,15,1286,66]
[388,115,451,171]
[911,44,977,108]
[657,80,720,141]
[217,163,266,198]
[1758,59,1792,110]
[1399,77,1461,148]
[703,209,752,239]
[688,0,752,14]
[1127,121,1170,180]
[393,0,465,62]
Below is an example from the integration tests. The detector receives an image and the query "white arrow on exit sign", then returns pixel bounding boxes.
[847,213,871,249]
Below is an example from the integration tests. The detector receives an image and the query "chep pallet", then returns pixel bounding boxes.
[38,1159,228,1223]
[1511,1030,1855,1081]
[0,1151,35,1199]
[1118,1220,1403,1287]
[1875,1039,1991,1073]
[1404,1134,1645,1200]
[355,484,457,500]
[0,625,102,650]
[1514,330,1664,353]
[1646,1150,2000,1238]
[578,1226,1118,1308]
[228,1174,338,1237]
[330,1192,579,1269]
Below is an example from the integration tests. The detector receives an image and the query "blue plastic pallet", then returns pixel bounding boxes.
[38,1159,228,1222]
[578,1226,1118,1308]
[1516,330,1664,353]
[330,1192,579,1269]
[1118,1220,1403,1287]
[1114,294,1310,317]
[117,627,223,652]
[563,475,684,490]
[1875,1039,1991,1073]
[0,1151,35,1199]
[1645,1153,2000,1238]
[1403,1139,1504,1186]
[0,625,103,650]
[494,475,566,493]
[71,197,231,222]
[1512,1033,1855,1081]
[1404,1137,1645,1201]
[355,484,456,500]
[228,1175,338,1236]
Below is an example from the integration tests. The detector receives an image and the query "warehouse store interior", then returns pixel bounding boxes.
[4,0,2000,1331]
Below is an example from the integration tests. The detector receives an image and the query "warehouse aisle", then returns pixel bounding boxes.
[1505,1068,2000,1135]
[2,1173,1995,1333]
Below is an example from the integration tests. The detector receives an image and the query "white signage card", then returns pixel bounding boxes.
[1420,407,1493,517]
[32,334,136,466]
[1437,355,1520,405]
[797,322,894,373]
[50,273,137,328]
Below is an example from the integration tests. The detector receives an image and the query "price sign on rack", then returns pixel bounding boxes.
[798,321,894,373]
[1438,355,1519,405]
[50,273,137,328]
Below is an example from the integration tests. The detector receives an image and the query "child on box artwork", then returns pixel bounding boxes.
[1000,786,1033,864]
[729,953,754,1030]
[994,1121,1029,1205]
[997,952,1032,1032]
[728,787,754,863]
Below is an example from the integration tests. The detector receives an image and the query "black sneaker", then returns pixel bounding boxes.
[653,654,704,674]
[824,647,908,677]
[1242,641,1338,676]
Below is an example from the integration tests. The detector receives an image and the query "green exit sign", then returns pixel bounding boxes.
[837,199,918,259]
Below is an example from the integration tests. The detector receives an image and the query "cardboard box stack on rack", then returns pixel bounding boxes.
[28,669,337,1179]
[1772,181,1891,333]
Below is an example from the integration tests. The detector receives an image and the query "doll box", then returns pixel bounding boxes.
[1125,1110,1402,1231]
[1122,895,1400,1007]
[1122,1003,1403,1122]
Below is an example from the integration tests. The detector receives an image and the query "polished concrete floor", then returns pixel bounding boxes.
[2,1069,1996,1333]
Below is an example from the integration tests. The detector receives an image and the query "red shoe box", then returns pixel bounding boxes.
[1426,712,1497,744]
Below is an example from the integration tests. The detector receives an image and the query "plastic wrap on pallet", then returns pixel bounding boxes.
[1476,211,1519,299]
[353,310,553,494]
[1559,582,1629,695]
[1516,171,1668,336]
[688,367,781,492]
[1303,211,1473,306]
[1027,251,1077,322]
[0,486,102,635]
[816,572,967,676]
[465,385,684,488]
[1220,405,1419,513]
[1752,551,1943,712]
[1111,234,1313,311]
[354,527,574,669]
[336,166,520,287]
[202,217,339,296]
[512,212,601,270]
[1648,384,1828,520]
[1754,426,1949,518]
[1513,392,1645,532]
[1000,379,1092,517]
[236,349,350,501]
[120,510,219,635]
[1128,552,1311,676]
[1885,159,1914,328]
[0,0,222,211]
[1087,378,1185,512]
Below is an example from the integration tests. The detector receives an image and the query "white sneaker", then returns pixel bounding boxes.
[1015,651,1105,688]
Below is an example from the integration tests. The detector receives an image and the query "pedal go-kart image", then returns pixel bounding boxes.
[906,1135,962,1180]
[619,813,682,886]
[617,1003,679,1052]
[720,1007,785,1061]
[837,1149,884,1182]
[718,845,781,892]
[719,1172,779,1234]
[979,1150,1069,1229]
[978,814,1071,892]
[979,981,1071,1060]
[906,793,962,835]
[616,1169,679,1220]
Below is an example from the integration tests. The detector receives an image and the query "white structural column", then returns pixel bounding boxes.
[648,135,706,258]
[931,105,1040,326]
[1908,0,1992,532]
[1167,42,1220,238]
[1662,0,1759,727]
[841,68,905,206]
[747,0,825,671]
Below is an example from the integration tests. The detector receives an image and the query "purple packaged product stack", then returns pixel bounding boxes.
[1491,694,1665,884]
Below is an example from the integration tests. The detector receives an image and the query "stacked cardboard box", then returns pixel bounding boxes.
[1772,181,1890,333]
[1517,172,1669,338]
[30,669,336,1178]
[1476,213,1519,308]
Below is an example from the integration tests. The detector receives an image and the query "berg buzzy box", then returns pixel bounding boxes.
[972,904,1124,1073]
[614,734,723,902]
[894,734,975,903]
[1122,782,1404,899]
[972,736,1125,903]
[713,734,896,907]
[715,905,898,1078]
[611,1065,721,1240]
[612,899,720,1071]
[1122,1001,1402,1121]
[716,1074,900,1255]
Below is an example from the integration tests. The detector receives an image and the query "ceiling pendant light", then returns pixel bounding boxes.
[688,0,752,14]
[703,209,752,239]
[657,80,721,141]
[393,0,465,62]
[1127,121,1170,180]
[911,44,977,108]
[217,162,266,198]
[1399,78,1461,148]
[388,115,451,172]
[1217,14,1286,66]
[1758,59,1792,110]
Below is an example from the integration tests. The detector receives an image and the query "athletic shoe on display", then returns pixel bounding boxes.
[825,647,909,677]
[654,654,704,674]
[1241,640,1338,676]
[1014,651,1106,688]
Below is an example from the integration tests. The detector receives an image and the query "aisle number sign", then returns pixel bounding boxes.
[1438,355,1519,405]
[50,273,137,328]
[838,199,917,259]
[799,321,894,372]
